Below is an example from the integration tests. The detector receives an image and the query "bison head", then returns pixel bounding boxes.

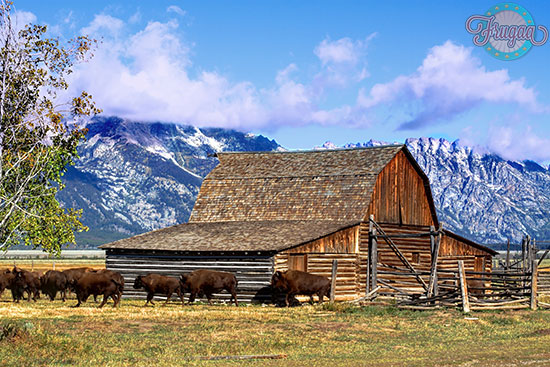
[271,271,286,290]
[179,274,191,291]
[133,275,143,289]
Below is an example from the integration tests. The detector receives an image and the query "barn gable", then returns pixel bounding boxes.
[189,145,428,223]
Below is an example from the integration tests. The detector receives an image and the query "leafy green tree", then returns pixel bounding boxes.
[0,0,100,254]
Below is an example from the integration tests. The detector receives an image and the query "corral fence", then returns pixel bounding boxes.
[359,217,550,312]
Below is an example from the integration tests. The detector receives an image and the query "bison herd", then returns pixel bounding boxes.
[0,267,332,308]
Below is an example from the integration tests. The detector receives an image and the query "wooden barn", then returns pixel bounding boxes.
[100,145,497,302]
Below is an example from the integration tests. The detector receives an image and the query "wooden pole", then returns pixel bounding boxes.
[531,260,538,311]
[330,259,338,303]
[521,237,527,271]
[458,260,470,313]
[31,259,34,272]
[366,216,373,295]
[538,249,549,267]
[427,225,441,298]
[371,228,378,292]
[505,238,510,270]
[53,261,55,271]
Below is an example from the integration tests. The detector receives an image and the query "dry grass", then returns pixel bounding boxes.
[1,261,550,366]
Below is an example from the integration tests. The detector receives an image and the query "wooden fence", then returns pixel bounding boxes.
[363,217,550,312]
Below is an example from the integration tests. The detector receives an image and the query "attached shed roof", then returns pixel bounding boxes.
[189,145,405,223]
[100,220,359,253]
[443,229,498,256]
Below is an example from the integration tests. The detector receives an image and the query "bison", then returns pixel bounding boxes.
[0,269,14,298]
[133,274,184,306]
[72,270,124,308]
[63,267,97,301]
[40,270,69,301]
[179,270,238,306]
[271,270,331,307]
[10,267,41,302]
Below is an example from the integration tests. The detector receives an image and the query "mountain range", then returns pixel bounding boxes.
[57,117,550,248]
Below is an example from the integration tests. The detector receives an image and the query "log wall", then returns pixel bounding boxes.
[105,251,274,303]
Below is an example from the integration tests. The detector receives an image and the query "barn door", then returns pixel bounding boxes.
[289,254,307,272]
[474,256,485,273]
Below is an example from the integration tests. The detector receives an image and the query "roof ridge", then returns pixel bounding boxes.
[214,144,404,156]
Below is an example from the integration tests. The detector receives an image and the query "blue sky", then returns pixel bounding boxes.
[13,1,550,163]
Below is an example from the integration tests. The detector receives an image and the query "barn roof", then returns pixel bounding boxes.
[189,145,406,223]
[99,220,359,253]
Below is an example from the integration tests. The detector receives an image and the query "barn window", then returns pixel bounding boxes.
[412,252,420,264]
[289,254,307,272]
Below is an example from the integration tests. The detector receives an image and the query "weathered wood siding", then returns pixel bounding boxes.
[273,227,361,300]
[367,151,436,226]
[105,251,274,303]
[285,225,359,254]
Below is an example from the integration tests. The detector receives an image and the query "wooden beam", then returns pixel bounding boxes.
[458,260,470,313]
[330,259,338,303]
[505,238,510,270]
[531,260,538,311]
[371,228,378,292]
[538,250,550,267]
[427,226,441,298]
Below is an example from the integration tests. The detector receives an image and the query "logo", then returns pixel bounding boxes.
[465,3,548,60]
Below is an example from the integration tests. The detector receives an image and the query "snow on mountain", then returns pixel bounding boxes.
[57,116,280,247]
[59,117,549,248]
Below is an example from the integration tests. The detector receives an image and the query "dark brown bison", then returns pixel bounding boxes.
[63,267,96,301]
[133,274,184,306]
[40,270,69,301]
[179,270,238,306]
[0,269,14,297]
[271,270,331,307]
[72,271,123,308]
[10,267,41,302]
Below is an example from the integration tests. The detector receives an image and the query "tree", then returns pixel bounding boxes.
[0,0,100,254]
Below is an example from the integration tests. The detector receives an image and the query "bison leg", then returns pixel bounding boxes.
[285,292,293,307]
[205,293,213,306]
[164,292,172,305]
[229,288,238,306]
[98,293,110,308]
[188,291,196,304]
[176,289,185,305]
[309,295,315,305]
[145,292,155,306]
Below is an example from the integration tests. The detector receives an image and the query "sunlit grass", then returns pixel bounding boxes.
[1,261,550,366]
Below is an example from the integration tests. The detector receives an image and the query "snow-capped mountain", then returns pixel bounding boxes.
[337,138,550,244]
[59,117,549,248]
[57,117,280,247]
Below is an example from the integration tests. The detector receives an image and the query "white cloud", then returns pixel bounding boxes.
[13,10,37,31]
[81,14,124,37]
[358,41,541,130]
[313,34,375,88]
[62,16,376,130]
[488,125,550,162]
[167,5,186,17]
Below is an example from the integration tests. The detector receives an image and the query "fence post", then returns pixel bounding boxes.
[427,225,440,298]
[330,259,338,303]
[371,228,378,292]
[505,238,510,270]
[53,261,55,271]
[458,260,470,313]
[531,260,538,311]
[31,259,34,272]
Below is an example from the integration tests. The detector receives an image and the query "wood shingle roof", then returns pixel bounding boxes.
[99,220,359,252]
[189,145,405,223]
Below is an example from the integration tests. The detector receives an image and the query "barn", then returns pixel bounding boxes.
[100,144,497,302]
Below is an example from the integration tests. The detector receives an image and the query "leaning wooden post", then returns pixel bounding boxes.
[458,260,470,313]
[531,260,538,311]
[427,225,441,298]
[330,259,338,303]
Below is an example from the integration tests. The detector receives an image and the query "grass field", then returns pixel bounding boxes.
[1,262,550,366]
